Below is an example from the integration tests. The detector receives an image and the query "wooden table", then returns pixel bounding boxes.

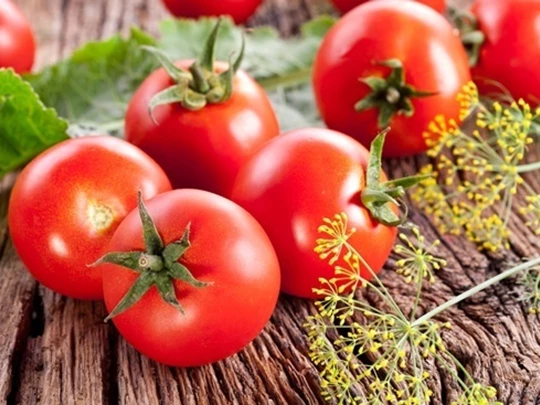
[2,0,540,404]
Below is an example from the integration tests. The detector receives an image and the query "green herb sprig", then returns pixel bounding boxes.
[306,213,540,404]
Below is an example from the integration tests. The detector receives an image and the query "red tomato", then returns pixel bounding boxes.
[101,189,280,366]
[0,0,36,73]
[231,128,397,299]
[313,0,471,157]
[471,0,540,102]
[161,0,263,24]
[8,137,172,300]
[331,0,446,14]
[125,60,279,197]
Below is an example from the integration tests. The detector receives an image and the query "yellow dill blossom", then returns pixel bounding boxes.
[394,226,447,284]
[315,213,357,265]
[413,81,540,251]
[518,263,540,314]
[451,384,501,405]
[457,81,480,121]
[305,214,503,405]
[520,195,540,235]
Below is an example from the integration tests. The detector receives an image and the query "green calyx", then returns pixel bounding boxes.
[91,191,209,321]
[448,7,485,68]
[361,129,431,226]
[144,18,245,122]
[355,59,436,129]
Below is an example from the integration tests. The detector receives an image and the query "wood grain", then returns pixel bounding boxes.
[3,0,540,404]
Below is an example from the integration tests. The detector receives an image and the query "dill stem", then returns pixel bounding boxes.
[411,257,540,327]
[516,160,540,173]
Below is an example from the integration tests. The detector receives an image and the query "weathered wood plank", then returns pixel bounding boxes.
[15,291,111,405]
[0,175,36,404]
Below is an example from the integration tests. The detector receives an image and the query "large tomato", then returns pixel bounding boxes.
[8,136,172,300]
[100,189,280,366]
[125,23,279,197]
[313,0,471,157]
[231,128,398,299]
[331,0,446,14]
[470,0,540,102]
[161,0,263,24]
[0,0,36,73]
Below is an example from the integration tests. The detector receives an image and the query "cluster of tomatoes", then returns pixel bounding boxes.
[4,0,540,368]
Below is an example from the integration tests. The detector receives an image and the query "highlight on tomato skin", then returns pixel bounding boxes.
[7,136,172,300]
[160,0,263,24]
[100,189,281,367]
[0,0,36,73]
[313,0,470,157]
[230,128,399,299]
[330,0,446,14]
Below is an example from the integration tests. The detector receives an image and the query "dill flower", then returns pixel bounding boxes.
[518,263,540,314]
[413,81,540,251]
[394,226,447,284]
[306,213,504,405]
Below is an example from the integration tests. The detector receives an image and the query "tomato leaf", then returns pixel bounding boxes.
[0,69,69,178]
[25,28,158,136]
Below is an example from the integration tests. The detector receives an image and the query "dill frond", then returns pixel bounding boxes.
[413,82,540,252]
[305,214,501,405]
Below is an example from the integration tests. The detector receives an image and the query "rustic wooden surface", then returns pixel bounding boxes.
[3,0,540,404]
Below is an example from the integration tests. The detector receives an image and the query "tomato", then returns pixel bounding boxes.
[313,0,471,157]
[230,128,398,299]
[125,23,279,197]
[100,189,280,366]
[470,0,540,102]
[331,0,446,14]
[161,0,263,24]
[8,136,172,300]
[0,0,36,73]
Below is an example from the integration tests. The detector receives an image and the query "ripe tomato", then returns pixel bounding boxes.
[125,23,279,198]
[0,0,36,73]
[331,0,446,14]
[470,0,540,102]
[161,0,263,24]
[313,0,470,157]
[100,189,280,366]
[231,128,398,299]
[8,136,172,300]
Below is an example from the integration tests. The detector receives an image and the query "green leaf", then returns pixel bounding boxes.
[269,86,324,131]
[26,28,158,136]
[0,69,69,177]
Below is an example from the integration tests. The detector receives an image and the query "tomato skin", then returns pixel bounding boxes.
[331,0,446,14]
[8,137,172,300]
[161,0,262,24]
[313,0,471,157]
[230,128,397,299]
[0,0,36,73]
[471,0,540,102]
[101,189,280,366]
[125,61,279,198]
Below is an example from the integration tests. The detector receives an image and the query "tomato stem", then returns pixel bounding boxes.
[448,7,485,68]
[143,18,245,122]
[361,130,430,226]
[91,191,209,321]
[355,59,436,128]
